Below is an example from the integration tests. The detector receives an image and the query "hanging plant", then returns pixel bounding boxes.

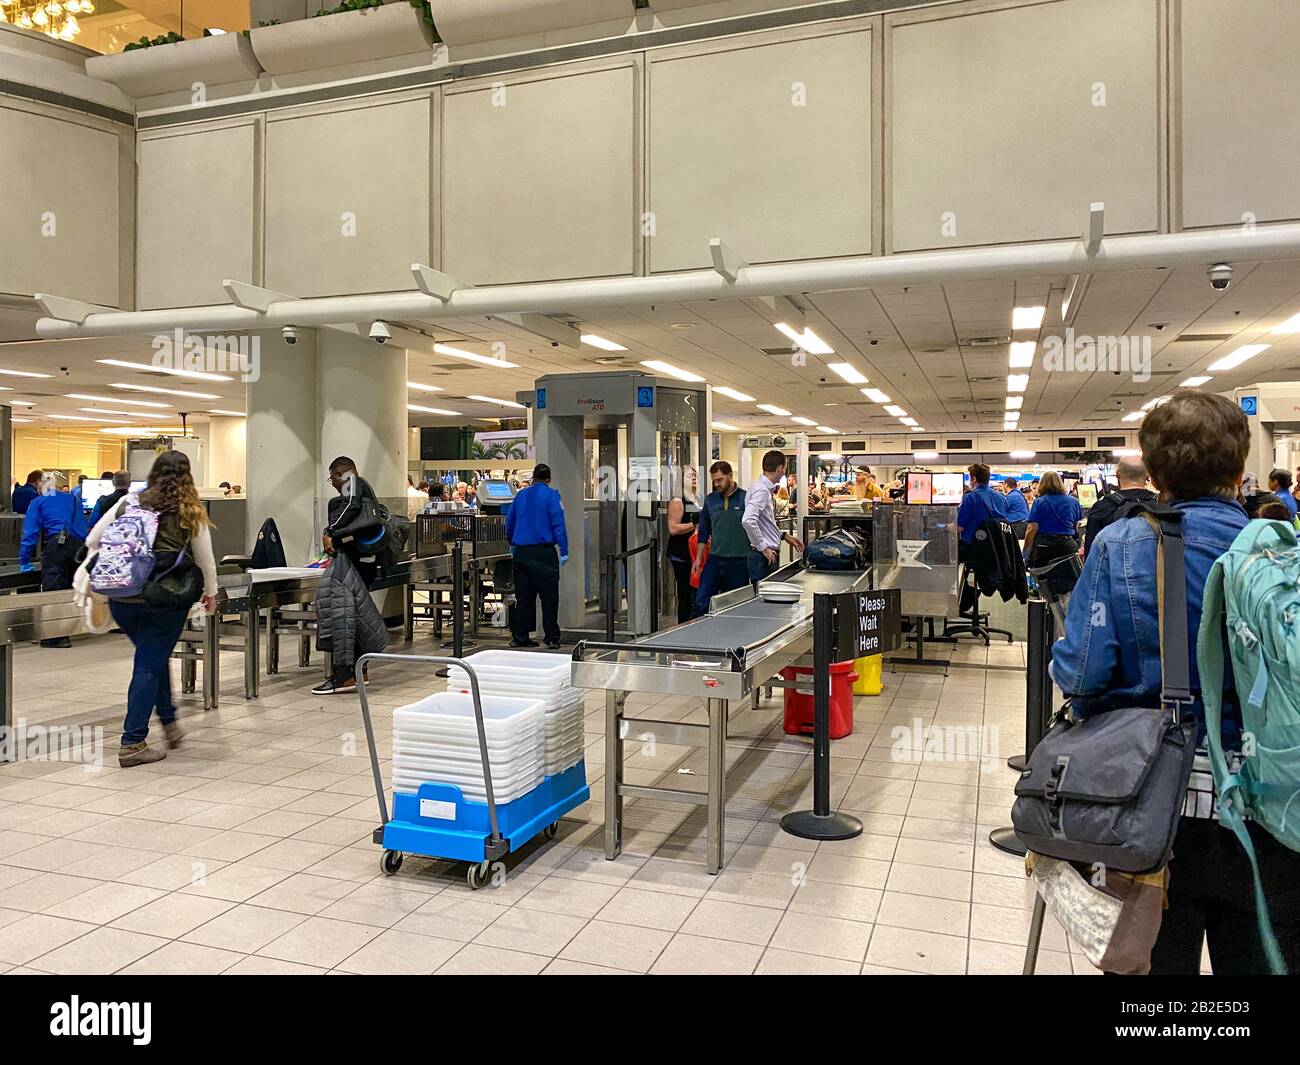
[122,30,184,51]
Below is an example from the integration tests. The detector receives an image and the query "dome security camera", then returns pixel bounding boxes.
[281,326,298,345]
[1208,263,1233,291]
[369,321,392,344]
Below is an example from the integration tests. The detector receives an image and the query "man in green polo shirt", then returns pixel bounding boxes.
[691,460,748,617]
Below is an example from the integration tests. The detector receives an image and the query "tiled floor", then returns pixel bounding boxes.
[0,628,1106,975]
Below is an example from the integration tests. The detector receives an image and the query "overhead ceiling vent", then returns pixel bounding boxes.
[1172,333,1233,343]
[760,346,801,357]
[967,375,1004,384]
[961,336,1011,347]
[593,356,627,366]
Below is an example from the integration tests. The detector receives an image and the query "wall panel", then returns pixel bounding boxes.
[889,0,1160,251]
[647,27,872,271]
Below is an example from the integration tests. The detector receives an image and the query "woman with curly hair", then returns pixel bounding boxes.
[81,450,219,766]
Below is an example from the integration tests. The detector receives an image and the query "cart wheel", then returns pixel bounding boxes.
[543,822,559,841]
[381,849,403,876]
[466,860,492,890]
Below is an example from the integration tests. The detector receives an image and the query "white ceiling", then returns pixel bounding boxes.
[2,258,1299,436]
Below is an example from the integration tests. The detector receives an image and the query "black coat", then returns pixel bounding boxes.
[1084,488,1158,556]
[968,518,1029,603]
[315,549,388,672]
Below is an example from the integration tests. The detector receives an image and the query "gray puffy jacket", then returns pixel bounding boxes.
[315,549,388,672]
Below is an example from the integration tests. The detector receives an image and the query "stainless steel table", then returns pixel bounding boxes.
[571,561,871,874]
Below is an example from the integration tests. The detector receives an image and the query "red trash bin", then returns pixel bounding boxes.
[781,661,856,739]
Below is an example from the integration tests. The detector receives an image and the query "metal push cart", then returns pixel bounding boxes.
[354,652,590,890]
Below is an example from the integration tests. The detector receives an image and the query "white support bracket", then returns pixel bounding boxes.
[222,280,295,313]
[412,263,472,303]
[32,293,113,324]
[709,238,748,283]
[489,312,582,350]
[1086,202,1105,255]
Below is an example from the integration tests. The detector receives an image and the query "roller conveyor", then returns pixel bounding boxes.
[570,561,871,874]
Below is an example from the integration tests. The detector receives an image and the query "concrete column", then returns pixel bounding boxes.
[207,416,247,490]
[246,327,320,564]
[317,329,408,523]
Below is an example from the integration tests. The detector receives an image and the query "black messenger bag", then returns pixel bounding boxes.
[1011,506,1198,874]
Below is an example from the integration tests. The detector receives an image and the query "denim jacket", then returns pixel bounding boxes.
[1050,496,1248,748]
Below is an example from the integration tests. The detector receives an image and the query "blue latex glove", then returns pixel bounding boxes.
[20,563,34,573]
[559,554,569,567]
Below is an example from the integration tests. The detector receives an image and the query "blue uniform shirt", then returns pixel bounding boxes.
[11,483,37,514]
[505,481,569,555]
[1278,490,1298,519]
[1028,492,1083,536]
[1001,488,1030,522]
[956,485,1008,543]
[20,493,89,567]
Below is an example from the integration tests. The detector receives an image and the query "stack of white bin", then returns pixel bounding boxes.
[447,650,586,778]
[391,692,545,803]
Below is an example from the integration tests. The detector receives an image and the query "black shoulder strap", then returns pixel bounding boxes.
[1129,502,1192,708]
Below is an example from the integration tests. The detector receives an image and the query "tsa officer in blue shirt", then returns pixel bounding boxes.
[1022,471,1083,569]
[1000,478,1031,528]
[11,470,42,515]
[20,473,90,647]
[505,463,568,649]
[955,463,1009,561]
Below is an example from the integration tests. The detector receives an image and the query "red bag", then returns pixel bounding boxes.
[689,531,709,589]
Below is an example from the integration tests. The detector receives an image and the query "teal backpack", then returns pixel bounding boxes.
[1198,518,1300,975]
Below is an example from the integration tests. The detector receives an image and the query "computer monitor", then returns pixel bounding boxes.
[905,471,933,505]
[478,480,515,502]
[1077,483,1099,509]
[79,479,113,511]
[932,473,964,506]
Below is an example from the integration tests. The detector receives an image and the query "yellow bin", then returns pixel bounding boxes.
[852,654,884,696]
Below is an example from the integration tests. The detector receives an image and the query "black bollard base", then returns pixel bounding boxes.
[988,826,1027,856]
[781,809,863,841]
[1007,754,1027,772]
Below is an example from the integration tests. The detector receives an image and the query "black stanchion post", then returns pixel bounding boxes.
[781,592,863,841]
[604,554,615,643]
[451,539,464,660]
[649,537,660,635]
[989,598,1056,855]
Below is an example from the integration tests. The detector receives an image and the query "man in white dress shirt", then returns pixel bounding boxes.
[742,449,804,586]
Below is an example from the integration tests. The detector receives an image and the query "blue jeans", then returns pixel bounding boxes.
[747,548,779,585]
[110,601,189,746]
[693,555,748,617]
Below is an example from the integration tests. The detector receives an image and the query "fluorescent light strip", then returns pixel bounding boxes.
[1207,343,1270,372]
[8,400,35,407]
[1141,396,1170,411]
[884,405,907,417]
[1007,374,1029,393]
[1012,306,1046,330]
[78,408,148,417]
[433,343,518,370]
[774,323,834,355]
[1005,396,1024,410]
[1010,450,1037,459]
[815,426,838,434]
[1180,376,1213,388]
[11,418,32,423]
[757,403,791,417]
[1004,411,1021,422]
[1009,342,1036,368]
[50,414,108,422]
[1112,448,1141,457]
[711,421,738,431]
[66,393,171,408]
[900,417,919,427]
[713,386,756,402]
[408,404,462,416]
[97,427,186,435]
[862,388,891,404]
[580,334,626,351]
[1122,411,1145,422]
[913,451,939,460]
[0,368,53,379]
[205,409,246,417]
[467,395,526,409]
[407,381,444,393]
[827,362,868,385]
[640,360,704,383]
[110,383,221,400]
[1272,313,1300,335]
[791,416,816,426]
[97,358,230,382]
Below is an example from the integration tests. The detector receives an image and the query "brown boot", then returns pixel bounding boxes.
[119,742,166,768]
[162,720,185,750]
